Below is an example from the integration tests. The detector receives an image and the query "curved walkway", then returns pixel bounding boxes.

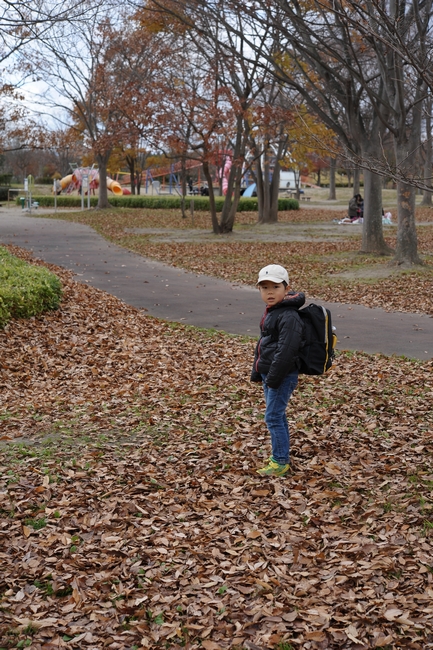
[0,208,432,361]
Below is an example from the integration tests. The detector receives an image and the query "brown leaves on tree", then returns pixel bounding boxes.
[1,248,433,649]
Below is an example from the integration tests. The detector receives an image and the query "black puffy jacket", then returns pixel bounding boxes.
[251,292,305,389]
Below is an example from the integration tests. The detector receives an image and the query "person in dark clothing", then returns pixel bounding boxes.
[348,193,363,221]
[251,264,305,477]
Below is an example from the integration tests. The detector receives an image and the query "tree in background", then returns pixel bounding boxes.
[0,0,104,64]
[0,0,108,170]
[43,127,86,178]
[332,0,431,264]
[16,4,165,207]
[138,1,269,233]
[247,81,291,224]
[145,0,393,252]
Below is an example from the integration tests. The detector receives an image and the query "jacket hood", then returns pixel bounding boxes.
[269,291,306,312]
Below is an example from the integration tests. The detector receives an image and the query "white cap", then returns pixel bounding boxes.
[257,264,289,285]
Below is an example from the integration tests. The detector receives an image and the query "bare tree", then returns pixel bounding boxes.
[247,80,296,223]
[147,0,393,253]
[147,0,433,262]
[137,8,266,234]
[18,6,152,208]
[315,0,433,264]
[0,0,106,63]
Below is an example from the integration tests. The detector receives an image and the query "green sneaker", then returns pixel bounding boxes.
[256,457,290,477]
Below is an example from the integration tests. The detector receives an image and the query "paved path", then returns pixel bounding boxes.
[1,208,432,361]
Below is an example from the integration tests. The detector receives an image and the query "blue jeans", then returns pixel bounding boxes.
[261,371,299,465]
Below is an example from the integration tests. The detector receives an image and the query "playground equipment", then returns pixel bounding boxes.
[140,159,203,194]
[220,151,232,196]
[55,168,124,196]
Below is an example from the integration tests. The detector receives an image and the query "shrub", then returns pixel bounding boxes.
[0,247,62,328]
[19,195,100,208]
[0,173,12,186]
[0,186,11,201]
[18,194,299,211]
[36,176,56,185]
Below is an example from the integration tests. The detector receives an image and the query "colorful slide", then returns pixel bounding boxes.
[58,174,73,191]
[106,178,123,196]
[55,168,125,195]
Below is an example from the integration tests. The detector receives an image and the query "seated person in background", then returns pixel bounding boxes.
[382,210,392,224]
[348,193,363,221]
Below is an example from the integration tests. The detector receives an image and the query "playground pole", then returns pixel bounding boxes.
[169,164,173,194]
[82,172,89,210]
[24,176,28,211]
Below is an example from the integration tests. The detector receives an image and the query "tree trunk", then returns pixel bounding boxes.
[328,158,336,199]
[361,168,393,255]
[392,103,423,264]
[222,162,243,233]
[269,161,280,222]
[393,136,422,264]
[262,146,271,219]
[395,178,422,264]
[126,155,136,195]
[257,144,279,224]
[203,160,220,234]
[353,167,360,195]
[294,170,302,199]
[96,153,111,209]
[256,157,282,223]
[180,154,187,219]
[219,114,246,233]
[421,92,432,206]
[358,120,392,254]
[135,169,141,195]
[255,156,265,222]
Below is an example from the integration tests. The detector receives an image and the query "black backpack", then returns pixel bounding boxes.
[298,303,337,375]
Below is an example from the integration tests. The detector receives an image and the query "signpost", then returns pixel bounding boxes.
[24,176,31,212]
[82,173,89,210]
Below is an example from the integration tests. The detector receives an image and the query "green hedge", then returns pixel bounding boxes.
[0,247,62,328]
[20,195,299,211]
[27,195,100,208]
[36,177,56,185]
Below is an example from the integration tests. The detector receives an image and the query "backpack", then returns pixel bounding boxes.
[298,303,337,375]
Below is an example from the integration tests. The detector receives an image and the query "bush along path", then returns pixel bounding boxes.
[0,246,62,328]
[17,194,298,212]
[0,248,433,649]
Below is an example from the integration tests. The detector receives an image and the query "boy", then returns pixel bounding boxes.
[251,264,305,477]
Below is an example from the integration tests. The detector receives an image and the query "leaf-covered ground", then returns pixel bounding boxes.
[33,207,433,316]
[1,247,433,649]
